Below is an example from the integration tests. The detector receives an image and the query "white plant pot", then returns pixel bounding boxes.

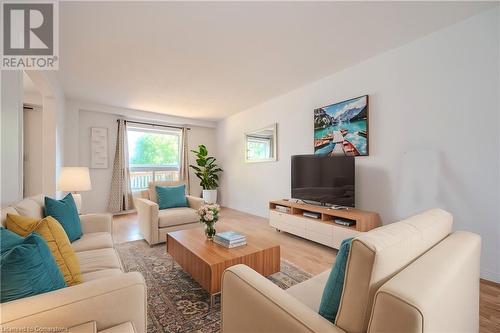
[202,189,218,204]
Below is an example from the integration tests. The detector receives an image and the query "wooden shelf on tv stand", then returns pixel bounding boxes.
[268,199,381,249]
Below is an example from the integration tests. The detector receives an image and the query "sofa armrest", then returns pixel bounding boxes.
[134,198,159,245]
[368,232,481,333]
[0,272,147,333]
[80,213,112,234]
[221,265,345,333]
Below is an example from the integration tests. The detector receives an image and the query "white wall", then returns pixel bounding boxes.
[0,71,24,206]
[65,100,216,213]
[217,9,500,282]
[24,92,43,105]
[26,71,66,198]
[0,70,65,206]
[23,107,43,196]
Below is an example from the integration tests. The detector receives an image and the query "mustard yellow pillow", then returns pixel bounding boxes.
[6,214,82,286]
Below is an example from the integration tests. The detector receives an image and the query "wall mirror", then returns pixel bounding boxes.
[245,123,277,163]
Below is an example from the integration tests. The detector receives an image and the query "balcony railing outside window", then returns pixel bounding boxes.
[127,124,182,191]
[129,166,179,190]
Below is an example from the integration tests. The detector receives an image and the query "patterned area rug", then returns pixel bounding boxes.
[115,240,312,333]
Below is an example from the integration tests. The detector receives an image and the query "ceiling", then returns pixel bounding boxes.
[57,1,496,121]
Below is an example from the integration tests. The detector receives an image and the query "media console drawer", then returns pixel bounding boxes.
[269,210,306,228]
[269,211,306,237]
[306,219,334,236]
[269,200,381,249]
[306,229,334,247]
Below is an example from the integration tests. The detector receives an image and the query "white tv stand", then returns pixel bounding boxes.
[269,200,381,249]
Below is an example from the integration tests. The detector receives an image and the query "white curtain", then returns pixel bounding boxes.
[108,119,133,213]
[180,126,190,194]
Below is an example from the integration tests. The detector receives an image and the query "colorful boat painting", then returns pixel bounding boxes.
[314,95,369,156]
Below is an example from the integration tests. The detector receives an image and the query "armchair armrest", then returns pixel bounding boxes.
[368,232,481,333]
[221,265,345,333]
[0,272,147,333]
[186,195,204,210]
[80,213,112,234]
[134,198,159,245]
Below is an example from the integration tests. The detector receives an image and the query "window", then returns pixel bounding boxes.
[127,125,181,190]
[246,136,272,160]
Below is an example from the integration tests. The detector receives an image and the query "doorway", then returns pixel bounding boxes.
[23,105,43,196]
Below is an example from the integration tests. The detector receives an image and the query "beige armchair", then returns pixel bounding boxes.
[135,181,205,245]
[221,209,481,333]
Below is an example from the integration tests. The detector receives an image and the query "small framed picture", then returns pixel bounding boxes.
[90,127,108,168]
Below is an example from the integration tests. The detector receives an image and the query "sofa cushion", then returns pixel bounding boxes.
[100,322,136,333]
[156,185,188,209]
[82,268,123,282]
[71,232,114,252]
[6,214,82,286]
[68,321,96,333]
[14,197,44,219]
[1,231,66,302]
[76,248,122,273]
[158,207,198,228]
[45,194,82,242]
[287,269,330,312]
[335,208,453,333]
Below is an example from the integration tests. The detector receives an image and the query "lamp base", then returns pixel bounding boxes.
[72,193,82,214]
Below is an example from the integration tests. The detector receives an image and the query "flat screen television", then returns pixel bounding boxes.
[291,155,355,207]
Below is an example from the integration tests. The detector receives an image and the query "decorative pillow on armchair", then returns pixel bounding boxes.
[156,185,188,209]
[44,193,82,242]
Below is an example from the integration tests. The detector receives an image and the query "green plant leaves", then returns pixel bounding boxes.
[189,144,223,190]
[196,158,206,167]
[199,145,208,157]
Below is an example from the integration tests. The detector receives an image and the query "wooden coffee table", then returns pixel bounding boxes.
[166,227,280,306]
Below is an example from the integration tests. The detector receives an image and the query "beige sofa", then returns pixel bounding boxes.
[0,195,147,333]
[135,181,204,245]
[222,209,481,333]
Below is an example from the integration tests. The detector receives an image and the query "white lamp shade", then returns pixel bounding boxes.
[58,167,92,192]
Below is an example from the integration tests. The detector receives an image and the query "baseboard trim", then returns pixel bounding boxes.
[480,278,500,287]
[480,268,500,284]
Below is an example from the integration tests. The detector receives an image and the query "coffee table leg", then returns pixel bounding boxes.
[210,292,221,307]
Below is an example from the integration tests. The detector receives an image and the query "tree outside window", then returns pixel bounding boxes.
[127,128,181,190]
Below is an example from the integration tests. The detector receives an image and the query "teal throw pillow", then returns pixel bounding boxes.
[156,185,188,209]
[318,237,354,323]
[44,193,82,242]
[1,231,66,303]
[0,227,24,254]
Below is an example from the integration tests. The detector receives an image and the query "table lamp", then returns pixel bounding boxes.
[58,167,92,213]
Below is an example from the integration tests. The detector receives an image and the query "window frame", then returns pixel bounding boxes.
[126,125,183,190]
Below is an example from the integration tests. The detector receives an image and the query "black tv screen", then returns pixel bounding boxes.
[291,155,355,207]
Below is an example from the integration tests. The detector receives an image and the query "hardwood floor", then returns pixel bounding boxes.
[113,207,500,332]
[480,279,500,333]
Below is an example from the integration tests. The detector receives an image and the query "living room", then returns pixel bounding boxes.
[1,1,499,333]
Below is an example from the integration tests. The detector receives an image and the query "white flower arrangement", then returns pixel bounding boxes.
[197,203,220,225]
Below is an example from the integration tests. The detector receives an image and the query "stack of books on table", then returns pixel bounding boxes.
[214,231,247,248]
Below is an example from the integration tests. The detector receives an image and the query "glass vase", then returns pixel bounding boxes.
[205,222,216,240]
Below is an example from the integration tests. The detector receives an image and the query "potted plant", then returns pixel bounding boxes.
[197,203,220,240]
[189,144,223,203]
